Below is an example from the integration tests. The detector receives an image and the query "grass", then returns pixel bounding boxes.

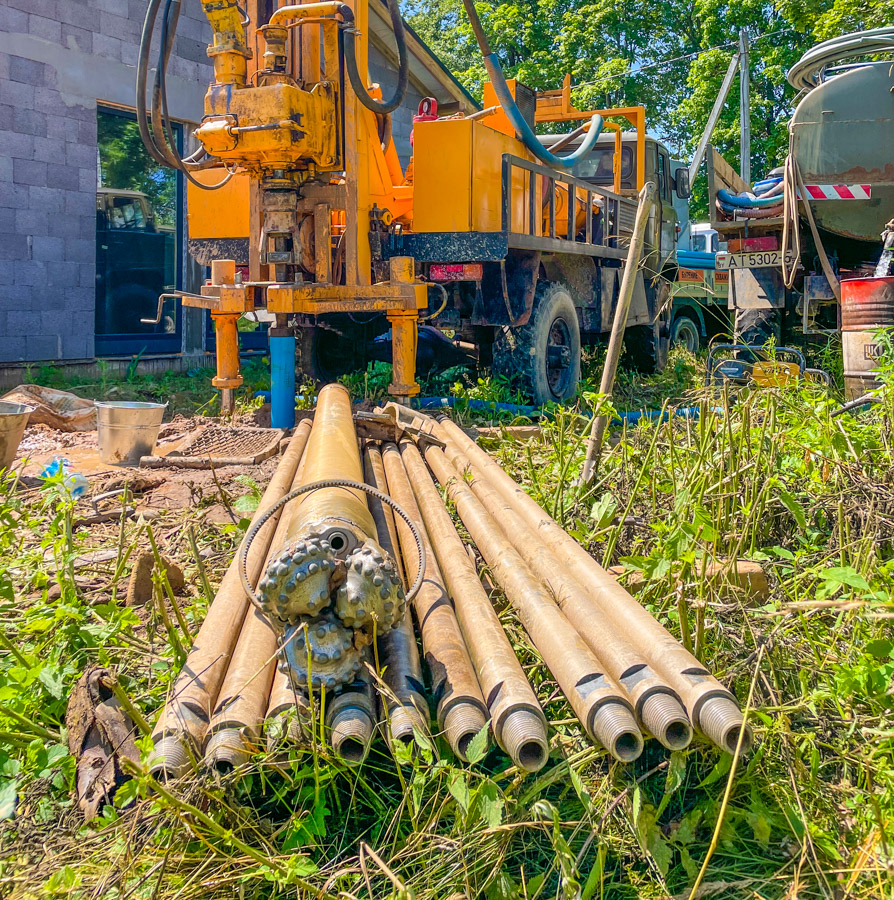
[1,338,893,898]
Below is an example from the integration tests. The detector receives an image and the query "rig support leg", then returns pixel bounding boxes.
[211,311,243,416]
[387,255,421,401]
[270,319,296,430]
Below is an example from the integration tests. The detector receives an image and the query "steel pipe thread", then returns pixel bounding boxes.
[499,709,549,772]
[329,705,375,764]
[443,702,488,761]
[591,703,644,762]
[204,728,252,772]
[697,695,753,755]
[387,702,429,747]
[640,692,693,751]
[149,735,195,779]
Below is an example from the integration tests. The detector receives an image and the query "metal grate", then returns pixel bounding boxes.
[142,426,284,467]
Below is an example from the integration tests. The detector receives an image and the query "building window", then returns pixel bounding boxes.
[95,106,183,356]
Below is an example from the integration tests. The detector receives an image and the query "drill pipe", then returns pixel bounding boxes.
[399,440,549,772]
[258,383,406,688]
[203,451,309,772]
[265,667,310,753]
[363,444,429,750]
[326,672,377,765]
[441,441,692,752]
[421,442,643,762]
[149,418,313,777]
[436,416,752,754]
[380,443,489,760]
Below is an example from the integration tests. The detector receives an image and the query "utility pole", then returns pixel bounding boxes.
[739,27,750,186]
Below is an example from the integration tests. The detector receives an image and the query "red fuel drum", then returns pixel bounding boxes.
[840,276,894,400]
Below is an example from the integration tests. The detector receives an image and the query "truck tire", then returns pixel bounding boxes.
[622,283,671,373]
[734,308,779,348]
[492,282,581,404]
[671,312,700,352]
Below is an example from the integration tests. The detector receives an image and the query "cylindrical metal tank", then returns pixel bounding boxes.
[841,275,894,399]
[790,62,894,248]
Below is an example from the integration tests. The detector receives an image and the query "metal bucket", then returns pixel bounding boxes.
[0,401,34,472]
[841,276,894,400]
[95,401,167,465]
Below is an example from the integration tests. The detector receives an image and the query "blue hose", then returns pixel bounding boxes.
[717,188,785,209]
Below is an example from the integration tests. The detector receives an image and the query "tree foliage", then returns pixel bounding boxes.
[405,0,893,216]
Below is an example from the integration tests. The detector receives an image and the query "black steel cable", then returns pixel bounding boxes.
[237,478,427,613]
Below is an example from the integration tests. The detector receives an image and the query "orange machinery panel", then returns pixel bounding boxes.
[412,117,536,236]
[187,169,251,240]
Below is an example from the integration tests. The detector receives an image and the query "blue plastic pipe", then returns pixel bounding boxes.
[269,334,296,429]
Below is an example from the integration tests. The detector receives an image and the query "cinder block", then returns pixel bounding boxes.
[64,236,94,264]
[78,262,96,288]
[0,209,14,233]
[99,11,140,43]
[0,234,29,261]
[13,158,47,186]
[7,0,57,18]
[0,78,35,108]
[0,155,11,184]
[65,141,97,170]
[46,164,80,192]
[79,168,98,193]
[0,183,30,210]
[31,235,65,259]
[92,33,123,63]
[77,117,96,144]
[33,86,67,116]
[28,14,62,43]
[15,207,48,235]
[28,184,64,209]
[64,190,92,216]
[63,333,93,360]
[8,56,45,86]
[8,309,42,335]
[61,24,93,54]
[13,259,48,288]
[0,7,28,32]
[26,334,62,361]
[13,108,47,138]
[0,128,35,160]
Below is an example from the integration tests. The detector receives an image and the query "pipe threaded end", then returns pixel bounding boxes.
[329,706,374,764]
[388,703,429,747]
[698,695,753,755]
[591,703,644,762]
[443,702,487,761]
[149,735,195,779]
[640,692,693,750]
[204,729,251,772]
[499,709,549,772]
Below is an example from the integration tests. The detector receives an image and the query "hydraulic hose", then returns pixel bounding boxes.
[459,0,602,169]
[716,188,784,209]
[339,0,409,114]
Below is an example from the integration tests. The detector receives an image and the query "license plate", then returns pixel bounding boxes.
[715,250,798,270]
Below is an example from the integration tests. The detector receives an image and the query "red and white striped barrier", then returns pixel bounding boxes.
[802,184,872,200]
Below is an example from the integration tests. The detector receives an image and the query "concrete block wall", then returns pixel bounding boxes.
[0,0,211,365]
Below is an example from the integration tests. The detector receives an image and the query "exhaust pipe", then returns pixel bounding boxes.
[363,443,429,752]
[399,440,549,772]
[149,419,312,778]
[436,417,752,754]
[380,443,489,760]
[420,442,642,762]
[440,440,692,752]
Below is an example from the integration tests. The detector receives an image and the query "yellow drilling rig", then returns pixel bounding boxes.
[139,0,683,424]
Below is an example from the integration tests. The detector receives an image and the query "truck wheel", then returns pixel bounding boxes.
[734,308,779,348]
[622,283,671,373]
[492,282,581,404]
[296,325,361,383]
[671,313,700,352]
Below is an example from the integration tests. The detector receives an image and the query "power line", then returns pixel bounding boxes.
[570,27,795,91]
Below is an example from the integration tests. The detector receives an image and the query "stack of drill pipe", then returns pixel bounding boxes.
[325,670,377,764]
[435,416,753,754]
[438,439,694,751]
[380,442,490,760]
[203,446,310,771]
[362,443,429,751]
[399,440,550,772]
[149,418,313,777]
[418,440,644,762]
[265,667,310,753]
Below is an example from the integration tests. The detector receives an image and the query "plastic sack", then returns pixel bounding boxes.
[1,384,97,432]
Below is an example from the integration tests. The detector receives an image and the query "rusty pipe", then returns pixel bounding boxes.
[326,673,377,765]
[421,443,642,762]
[436,417,752,755]
[363,444,428,751]
[380,443,488,760]
[149,419,312,777]
[257,385,406,689]
[203,450,310,772]
[399,440,549,772]
[265,667,310,753]
[440,440,692,752]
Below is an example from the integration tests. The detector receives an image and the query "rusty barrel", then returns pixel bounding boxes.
[840,276,894,400]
